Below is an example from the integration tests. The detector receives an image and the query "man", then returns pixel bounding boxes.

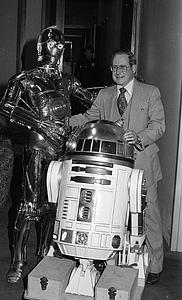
[75,44,100,88]
[70,49,166,285]
[0,26,94,283]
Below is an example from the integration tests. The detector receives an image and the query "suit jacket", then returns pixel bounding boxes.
[70,79,166,187]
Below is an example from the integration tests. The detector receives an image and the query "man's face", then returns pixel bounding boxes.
[84,50,93,60]
[111,53,135,86]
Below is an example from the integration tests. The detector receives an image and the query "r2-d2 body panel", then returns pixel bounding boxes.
[51,120,140,261]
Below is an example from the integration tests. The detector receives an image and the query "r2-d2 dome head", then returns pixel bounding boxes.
[37,26,65,67]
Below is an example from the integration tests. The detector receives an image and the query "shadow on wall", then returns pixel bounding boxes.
[0,40,37,99]
[21,39,37,71]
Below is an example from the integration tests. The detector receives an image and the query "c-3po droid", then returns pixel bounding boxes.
[25,120,150,299]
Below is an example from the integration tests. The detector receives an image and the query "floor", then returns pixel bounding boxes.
[0,154,182,300]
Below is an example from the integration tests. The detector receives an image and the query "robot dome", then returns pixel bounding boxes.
[48,120,144,262]
[65,119,134,168]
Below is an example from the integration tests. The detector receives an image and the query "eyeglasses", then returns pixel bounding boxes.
[110,65,131,72]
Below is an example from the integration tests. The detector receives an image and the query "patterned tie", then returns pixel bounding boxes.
[117,87,127,116]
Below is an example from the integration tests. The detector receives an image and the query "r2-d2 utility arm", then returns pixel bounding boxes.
[46,120,149,297]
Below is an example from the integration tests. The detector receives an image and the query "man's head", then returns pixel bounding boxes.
[110,49,136,86]
[37,26,65,67]
[84,45,94,60]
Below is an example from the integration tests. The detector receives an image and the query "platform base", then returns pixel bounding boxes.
[24,257,145,300]
[24,256,76,300]
[95,265,138,300]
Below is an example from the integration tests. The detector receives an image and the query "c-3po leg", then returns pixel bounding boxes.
[6,149,43,283]
[37,202,57,259]
[6,207,34,283]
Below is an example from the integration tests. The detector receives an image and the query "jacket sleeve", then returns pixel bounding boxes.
[69,90,102,128]
[137,86,166,148]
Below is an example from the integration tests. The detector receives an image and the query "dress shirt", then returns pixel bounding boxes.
[116,78,134,104]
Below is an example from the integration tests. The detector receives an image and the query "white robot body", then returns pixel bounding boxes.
[53,160,132,261]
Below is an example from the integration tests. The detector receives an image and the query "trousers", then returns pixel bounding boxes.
[144,183,164,273]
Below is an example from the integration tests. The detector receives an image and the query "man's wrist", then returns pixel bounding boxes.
[137,135,142,146]
[135,135,143,151]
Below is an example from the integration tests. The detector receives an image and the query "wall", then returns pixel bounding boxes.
[0,1,18,97]
[96,0,123,85]
[21,0,42,71]
[0,0,43,95]
[137,0,182,244]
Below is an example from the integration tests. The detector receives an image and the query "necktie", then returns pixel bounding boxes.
[117,87,127,116]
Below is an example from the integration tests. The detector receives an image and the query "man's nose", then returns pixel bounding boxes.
[116,67,122,74]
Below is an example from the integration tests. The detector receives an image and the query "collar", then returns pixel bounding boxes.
[117,78,134,103]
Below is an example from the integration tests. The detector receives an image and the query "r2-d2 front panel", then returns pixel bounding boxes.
[51,120,143,261]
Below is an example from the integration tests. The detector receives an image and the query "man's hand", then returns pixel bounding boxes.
[124,130,141,145]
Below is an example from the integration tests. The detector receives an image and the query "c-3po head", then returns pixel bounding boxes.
[37,26,65,67]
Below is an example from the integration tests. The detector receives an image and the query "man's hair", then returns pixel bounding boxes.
[84,45,94,53]
[111,49,136,66]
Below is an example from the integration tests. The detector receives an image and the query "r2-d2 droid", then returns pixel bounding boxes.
[47,120,149,297]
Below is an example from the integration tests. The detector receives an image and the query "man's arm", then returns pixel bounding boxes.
[69,87,103,128]
[138,86,165,146]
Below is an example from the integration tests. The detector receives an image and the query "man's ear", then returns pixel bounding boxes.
[132,64,137,75]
